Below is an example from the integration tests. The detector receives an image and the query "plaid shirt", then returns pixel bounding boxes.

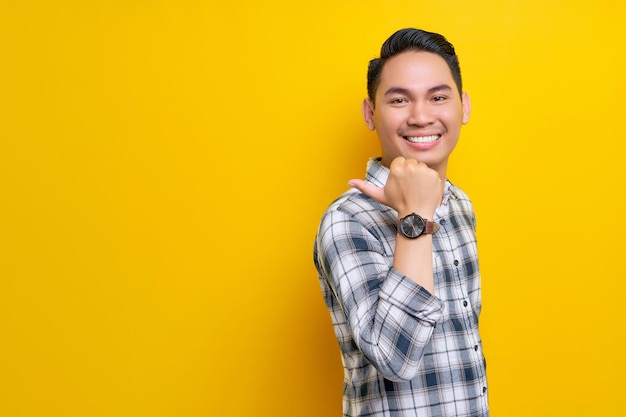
[314,159,489,417]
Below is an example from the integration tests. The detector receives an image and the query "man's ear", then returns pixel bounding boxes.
[362,98,376,130]
[461,92,471,125]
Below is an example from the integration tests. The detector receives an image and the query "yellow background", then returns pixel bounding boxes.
[1,1,625,416]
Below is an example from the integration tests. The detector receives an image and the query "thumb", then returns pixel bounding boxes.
[348,179,385,204]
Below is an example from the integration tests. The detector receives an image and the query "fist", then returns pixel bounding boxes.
[349,157,443,218]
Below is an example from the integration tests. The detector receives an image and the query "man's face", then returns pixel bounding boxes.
[363,51,471,178]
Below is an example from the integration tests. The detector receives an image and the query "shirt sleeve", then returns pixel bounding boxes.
[316,207,444,381]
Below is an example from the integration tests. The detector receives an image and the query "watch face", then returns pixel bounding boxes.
[400,213,426,238]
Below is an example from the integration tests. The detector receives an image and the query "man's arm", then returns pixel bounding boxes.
[348,157,443,294]
[316,207,443,381]
[315,157,445,381]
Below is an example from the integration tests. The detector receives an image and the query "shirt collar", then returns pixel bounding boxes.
[365,158,453,206]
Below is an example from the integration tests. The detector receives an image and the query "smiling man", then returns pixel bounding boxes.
[314,29,489,416]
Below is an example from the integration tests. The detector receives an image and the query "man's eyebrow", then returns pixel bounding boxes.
[383,84,453,97]
[383,87,411,97]
[428,84,453,94]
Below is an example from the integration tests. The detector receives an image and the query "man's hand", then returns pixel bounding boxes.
[348,157,443,219]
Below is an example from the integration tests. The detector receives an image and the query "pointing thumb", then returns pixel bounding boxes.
[348,179,385,204]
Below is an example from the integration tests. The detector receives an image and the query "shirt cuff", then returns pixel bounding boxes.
[378,268,444,325]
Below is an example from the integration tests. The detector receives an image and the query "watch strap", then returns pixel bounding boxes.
[425,221,440,235]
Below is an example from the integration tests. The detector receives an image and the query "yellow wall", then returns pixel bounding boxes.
[1,1,625,416]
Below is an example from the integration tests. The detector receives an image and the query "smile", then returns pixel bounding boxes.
[404,134,440,143]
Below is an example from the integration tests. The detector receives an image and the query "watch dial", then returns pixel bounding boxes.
[401,214,425,238]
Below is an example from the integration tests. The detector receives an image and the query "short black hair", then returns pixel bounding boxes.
[367,28,463,104]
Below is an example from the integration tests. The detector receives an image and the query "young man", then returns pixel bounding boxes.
[313,28,489,416]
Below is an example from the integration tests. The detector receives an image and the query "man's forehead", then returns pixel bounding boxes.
[378,52,454,87]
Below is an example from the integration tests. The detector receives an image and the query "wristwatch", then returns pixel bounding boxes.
[397,213,440,239]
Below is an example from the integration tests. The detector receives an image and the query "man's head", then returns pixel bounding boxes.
[362,28,471,177]
[367,28,463,106]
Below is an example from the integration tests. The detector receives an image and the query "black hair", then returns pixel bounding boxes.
[367,28,462,104]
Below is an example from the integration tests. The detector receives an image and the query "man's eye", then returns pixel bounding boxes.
[432,95,448,102]
[390,98,407,104]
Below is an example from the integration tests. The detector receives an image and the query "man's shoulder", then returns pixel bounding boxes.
[324,186,388,218]
[323,158,387,216]
[447,182,474,206]
[317,186,394,236]
[445,182,477,231]
[326,187,367,211]
[450,183,469,200]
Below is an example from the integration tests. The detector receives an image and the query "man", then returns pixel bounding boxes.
[313,28,489,416]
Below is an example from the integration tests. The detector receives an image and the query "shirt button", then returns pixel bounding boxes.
[440,219,446,225]
[453,260,459,266]
[474,345,479,351]
[483,386,487,394]
[463,301,468,307]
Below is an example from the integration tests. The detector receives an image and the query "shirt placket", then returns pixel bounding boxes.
[438,196,489,412]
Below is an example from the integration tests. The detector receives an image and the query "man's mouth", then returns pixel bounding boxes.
[404,134,440,144]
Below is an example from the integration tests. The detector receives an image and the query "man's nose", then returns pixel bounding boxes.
[407,102,435,126]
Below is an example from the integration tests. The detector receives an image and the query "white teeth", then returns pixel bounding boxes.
[405,135,439,143]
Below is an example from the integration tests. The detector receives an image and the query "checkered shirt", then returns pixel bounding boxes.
[314,158,489,417]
